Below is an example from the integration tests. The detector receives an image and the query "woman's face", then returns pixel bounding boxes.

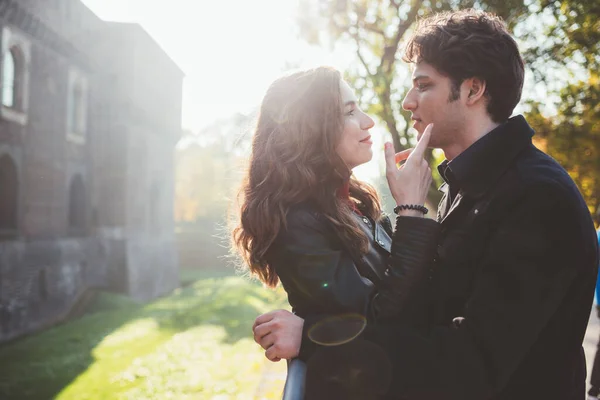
[336,80,375,170]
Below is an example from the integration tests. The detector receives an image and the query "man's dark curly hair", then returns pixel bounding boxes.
[403,10,525,123]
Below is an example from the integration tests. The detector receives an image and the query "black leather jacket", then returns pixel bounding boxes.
[266,203,440,359]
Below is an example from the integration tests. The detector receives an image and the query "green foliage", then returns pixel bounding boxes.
[0,276,289,400]
[524,0,600,219]
[296,0,527,150]
[527,80,600,219]
[297,0,599,215]
[296,0,528,208]
[524,0,599,75]
[175,114,253,223]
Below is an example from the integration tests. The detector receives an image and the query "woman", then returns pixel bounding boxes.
[232,66,439,398]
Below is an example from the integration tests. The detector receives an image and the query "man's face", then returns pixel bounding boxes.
[402,62,466,149]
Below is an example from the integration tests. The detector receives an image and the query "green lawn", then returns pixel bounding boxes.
[0,272,290,400]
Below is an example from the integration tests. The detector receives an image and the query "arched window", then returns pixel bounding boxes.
[1,47,19,109]
[0,28,31,126]
[68,175,86,233]
[0,154,18,231]
[70,80,85,134]
[66,68,88,143]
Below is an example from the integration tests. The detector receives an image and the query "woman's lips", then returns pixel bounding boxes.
[359,135,372,145]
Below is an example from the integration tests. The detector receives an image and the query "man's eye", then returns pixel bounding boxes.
[416,83,429,91]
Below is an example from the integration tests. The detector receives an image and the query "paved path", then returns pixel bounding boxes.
[585,308,600,394]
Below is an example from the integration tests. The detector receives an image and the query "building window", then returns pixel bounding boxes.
[0,27,30,125]
[0,154,18,236]
[71,81,85,134]
[66,68,88,144]
[68,175,86,234]
[2,48,16,108]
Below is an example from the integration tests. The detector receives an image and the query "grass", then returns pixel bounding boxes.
[0,271,290,400]
[179,267,235,285]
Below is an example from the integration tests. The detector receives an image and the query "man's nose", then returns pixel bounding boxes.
[402,89,416,111]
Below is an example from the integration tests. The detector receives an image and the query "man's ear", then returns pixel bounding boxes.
[465,77,487,105]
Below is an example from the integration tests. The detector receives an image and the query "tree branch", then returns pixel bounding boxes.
[380,0,423,74]
[361,22,386,36]
[350,26,375,78]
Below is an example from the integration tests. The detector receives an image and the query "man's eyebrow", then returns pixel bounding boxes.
[412,75,430,82]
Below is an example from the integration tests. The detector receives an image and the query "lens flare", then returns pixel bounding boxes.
[307,313,367,346]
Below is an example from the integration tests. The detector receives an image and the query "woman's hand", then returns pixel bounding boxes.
[253,309,304,362]
[384,123,433,216]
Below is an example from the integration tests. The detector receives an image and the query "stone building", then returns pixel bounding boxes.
[0,0,183,343]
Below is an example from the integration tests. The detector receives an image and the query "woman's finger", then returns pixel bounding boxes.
[253,311,277,331]
[253,321,272,344]
[259,332,276,350]
[395,149,413,164]
[266,345,282,362]
[384,142,398,175]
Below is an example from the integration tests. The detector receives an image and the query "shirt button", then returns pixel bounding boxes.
[474,209,479,215]
[377,240,384,246]
[362,217,369,223]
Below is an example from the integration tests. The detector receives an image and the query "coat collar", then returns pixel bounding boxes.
[437,115,534,199]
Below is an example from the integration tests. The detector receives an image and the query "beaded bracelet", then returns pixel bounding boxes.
[393,204,429,215]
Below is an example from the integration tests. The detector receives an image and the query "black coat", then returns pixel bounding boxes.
[386,116,599,400]
[272,115,598,400]
[267,206,440,399]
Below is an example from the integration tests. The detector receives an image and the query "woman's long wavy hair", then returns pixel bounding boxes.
[232,66,382,287]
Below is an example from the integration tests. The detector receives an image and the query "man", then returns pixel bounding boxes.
[253,10,599,399]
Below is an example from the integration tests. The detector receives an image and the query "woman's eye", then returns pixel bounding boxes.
[345,109,355,116]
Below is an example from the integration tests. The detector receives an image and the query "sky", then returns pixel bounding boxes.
[81,0,355,133]
[79,0,573,181]
[81,0,385,180]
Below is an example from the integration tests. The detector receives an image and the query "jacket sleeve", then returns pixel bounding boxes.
[374,215,440,319]
[385,183,599,400]
[270,209,439,360]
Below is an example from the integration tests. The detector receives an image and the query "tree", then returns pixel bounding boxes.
[523,0,600,220]
[296,0,528,205]
[527,83,600,221]
[174,113,254,223]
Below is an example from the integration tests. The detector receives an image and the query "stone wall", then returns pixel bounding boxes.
[0,0,184,343]
[125,234,179,302]
[0,236,109,342]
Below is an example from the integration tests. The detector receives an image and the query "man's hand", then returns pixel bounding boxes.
[384,123,433,211]
[252,309,304,362]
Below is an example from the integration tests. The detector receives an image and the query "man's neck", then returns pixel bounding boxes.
[443,117,501,161]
